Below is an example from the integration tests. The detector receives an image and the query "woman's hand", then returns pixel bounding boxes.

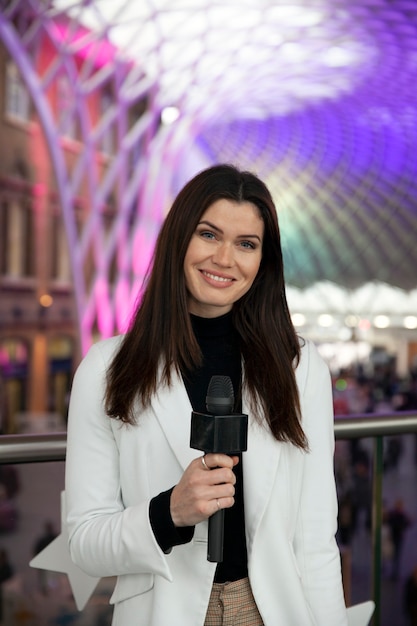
[170,453,239,527]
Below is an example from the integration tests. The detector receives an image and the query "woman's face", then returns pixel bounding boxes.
[184,198,264,318]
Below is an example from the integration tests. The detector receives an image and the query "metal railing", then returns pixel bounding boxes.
[334,411,417,626]
[334,411,417,440]
[0,431,67,463]
[0,411,416,626]
[1,411,415,463]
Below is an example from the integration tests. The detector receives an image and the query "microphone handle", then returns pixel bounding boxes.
[207,508,225,562]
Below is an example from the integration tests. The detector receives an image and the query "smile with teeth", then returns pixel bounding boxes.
[201,270,234,283]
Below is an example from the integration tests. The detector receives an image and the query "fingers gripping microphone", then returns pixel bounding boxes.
[190,375,248,562]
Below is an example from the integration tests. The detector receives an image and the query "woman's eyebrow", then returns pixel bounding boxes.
[237,233,262,242]
[197,219,222,232]
[197,220,262,241]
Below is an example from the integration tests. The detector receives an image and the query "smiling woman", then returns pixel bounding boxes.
[184,199,264,318]
[66,164,348,626]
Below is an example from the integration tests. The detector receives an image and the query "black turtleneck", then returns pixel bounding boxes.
[184,312,242,414]
[149,311,248,583]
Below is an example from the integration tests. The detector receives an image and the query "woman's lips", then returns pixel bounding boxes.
[200,270,235,284]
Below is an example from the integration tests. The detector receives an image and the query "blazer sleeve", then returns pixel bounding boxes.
[293,341,348,625]
[65,340,172,581]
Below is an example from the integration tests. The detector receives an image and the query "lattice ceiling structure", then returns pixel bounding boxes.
[1,0,417,351]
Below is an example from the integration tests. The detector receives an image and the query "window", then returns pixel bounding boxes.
[51,212,71,282]
[0,199,34,278]
[0,338,29,434]
[127,95,149,176]
[100,90,115,155]
[0,200,7,274]
[5,61,30,122]
[48,336,73,421]
[57,74,78,140]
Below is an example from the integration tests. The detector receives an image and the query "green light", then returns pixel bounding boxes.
[335,378,347,392]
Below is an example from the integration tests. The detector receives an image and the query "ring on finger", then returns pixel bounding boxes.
[217,499,220,511]
[201,455,209,471]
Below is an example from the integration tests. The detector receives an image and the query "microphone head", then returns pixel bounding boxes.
[206,375,234,415]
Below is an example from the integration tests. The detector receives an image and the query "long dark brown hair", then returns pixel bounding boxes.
[105,164,307,449]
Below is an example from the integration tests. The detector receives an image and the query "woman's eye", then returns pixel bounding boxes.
[200,231,216,240]
[240,240,256,249]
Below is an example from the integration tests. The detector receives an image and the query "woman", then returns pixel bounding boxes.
[65,164,348,625]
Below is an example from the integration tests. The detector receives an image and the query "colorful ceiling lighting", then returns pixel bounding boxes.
[1,0,417,350]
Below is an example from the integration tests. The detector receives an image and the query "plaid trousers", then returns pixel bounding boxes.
[204,577,264,626]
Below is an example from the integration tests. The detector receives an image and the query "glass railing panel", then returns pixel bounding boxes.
[374,433,417,626]
[0,413,415,626]
[0,460,114,625]
[336,432,417,626]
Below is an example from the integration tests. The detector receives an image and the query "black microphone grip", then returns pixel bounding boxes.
[208,508,225,562]
[190,375,248,563]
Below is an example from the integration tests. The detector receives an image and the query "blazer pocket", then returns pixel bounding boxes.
[110,572,154,605]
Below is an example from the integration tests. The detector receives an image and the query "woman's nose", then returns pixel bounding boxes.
[213,243,233,267]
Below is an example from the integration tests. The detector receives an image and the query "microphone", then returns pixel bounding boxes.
[190,375,248,562]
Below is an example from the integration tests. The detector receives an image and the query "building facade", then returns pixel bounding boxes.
[0,42,79,433]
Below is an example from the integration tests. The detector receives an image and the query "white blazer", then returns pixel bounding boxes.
[65,336,348,626]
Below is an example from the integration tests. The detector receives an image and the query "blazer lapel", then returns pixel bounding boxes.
[242,393,282,542]
[243,354,309,544]
[151,371,201,471]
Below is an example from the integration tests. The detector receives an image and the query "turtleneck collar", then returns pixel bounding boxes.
[189,310,234,339]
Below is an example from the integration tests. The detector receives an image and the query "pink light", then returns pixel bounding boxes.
[132,229,154,278]
[358,318,371,330]
[115,278,132,333]
[53,20,130,70]
[95,277,113,338]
